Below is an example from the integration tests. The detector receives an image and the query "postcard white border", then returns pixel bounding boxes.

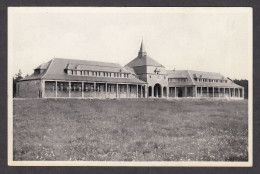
[7,7,253,167]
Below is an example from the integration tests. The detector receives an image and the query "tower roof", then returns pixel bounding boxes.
[125,40,163,68]
[139,40,146,53]
[125,55,163,68]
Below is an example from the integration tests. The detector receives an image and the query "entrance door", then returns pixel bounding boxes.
[154,84,162,98]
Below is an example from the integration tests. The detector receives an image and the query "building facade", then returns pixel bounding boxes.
[16,41,244,99]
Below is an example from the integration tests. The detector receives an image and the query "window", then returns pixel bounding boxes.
[168,78,187,82]
[60,83,63,91]
[85,85,89,92]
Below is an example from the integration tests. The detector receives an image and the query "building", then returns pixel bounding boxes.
[16,41,244,99]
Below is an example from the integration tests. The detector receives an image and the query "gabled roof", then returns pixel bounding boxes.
[66,63,129,73]
[167,70,243,88]
[34,61,50,70]
[125,55,163,68]
[167,70,195,86]
[188,70,227,80]
[20,58,146,84]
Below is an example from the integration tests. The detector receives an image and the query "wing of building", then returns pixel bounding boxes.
[16,41,244,99]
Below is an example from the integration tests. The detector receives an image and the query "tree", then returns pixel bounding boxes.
[233,79,248,99]
[13,69,23,98]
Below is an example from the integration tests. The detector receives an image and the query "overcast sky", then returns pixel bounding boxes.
[9,7,252,79]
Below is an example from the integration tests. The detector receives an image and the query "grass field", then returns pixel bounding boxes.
[13,98,248,161]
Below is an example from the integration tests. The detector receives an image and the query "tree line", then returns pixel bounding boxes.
[233,79,248,99]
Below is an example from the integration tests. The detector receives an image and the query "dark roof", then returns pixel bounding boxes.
[167,70,243,88]
[125,55,164,68]
[20,58,146,84]
[66,63,129,73]
[34,61,50,70]
[188,70,228,80]
[168,70,195,86]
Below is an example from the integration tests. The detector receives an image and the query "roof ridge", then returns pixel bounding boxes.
[188,69,223,75]
[69,63,123,69]
[187,70,196,86]
[41,58,55,79]
[54,58,121,66]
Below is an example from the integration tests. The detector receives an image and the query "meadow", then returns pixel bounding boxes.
[13,98,248,161]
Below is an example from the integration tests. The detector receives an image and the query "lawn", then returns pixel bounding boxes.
[13,98,248,161]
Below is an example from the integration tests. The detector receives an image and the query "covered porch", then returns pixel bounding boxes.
[42,80,147,99]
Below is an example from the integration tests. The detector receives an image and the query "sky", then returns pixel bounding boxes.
[8,7,252,80]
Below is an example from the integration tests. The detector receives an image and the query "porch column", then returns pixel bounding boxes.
[175,87,177,98]
[207,87,209,97]
[126,84,129,98]
[224,88,225,97]
[136,84,138,98]
[184,87,187,97]
[218,87,220,98]
[242,88,244,99]
[167,87,169,98]
[238,88,240,98]
[200,87,202,97]
[82,82,84,98]
[105,83,107,98]
[145,85,148,98]
[55,81,58,98]
[194,86,197,98]
[41,80,45,98]
[141,85,143,98]
[161,86,164,98]
[116,83,118,98]
[94,82,96,98]
[213,87,215,98]
[229,88,231,98]
[69,81,71,98]
[152,86,154,98]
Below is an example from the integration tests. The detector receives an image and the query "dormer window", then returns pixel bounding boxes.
[34,69,40,75]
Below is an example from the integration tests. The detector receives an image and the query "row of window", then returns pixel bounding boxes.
[149,75,167,79]
[194,78,228,83]
[68,70,129,78]
[168,78,188,82]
